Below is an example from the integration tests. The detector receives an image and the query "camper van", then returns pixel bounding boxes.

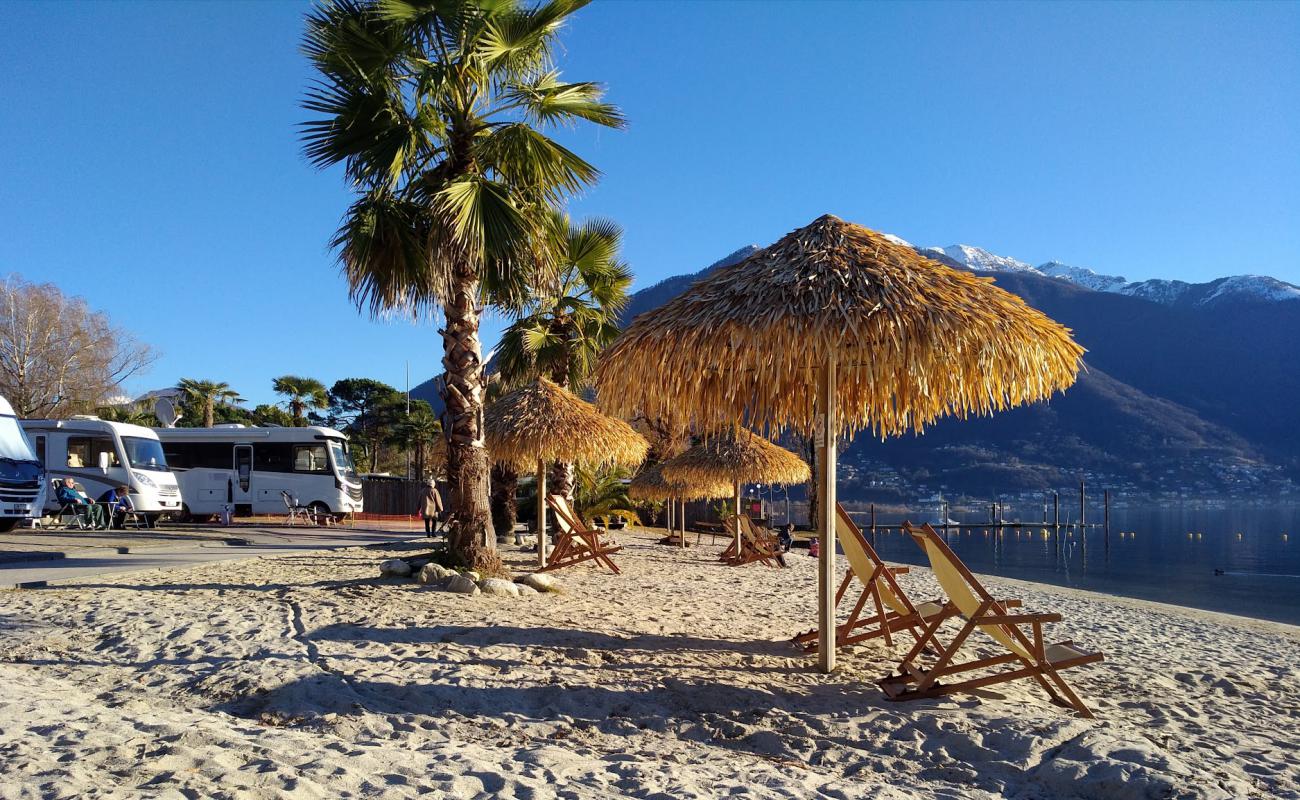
[0,397,45,531]
[155,425,363,520]
[20,416,182,526]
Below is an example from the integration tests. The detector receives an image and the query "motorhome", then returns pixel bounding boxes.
[20,416,182,526]
[154,425,363,520]
[0,397,45,531]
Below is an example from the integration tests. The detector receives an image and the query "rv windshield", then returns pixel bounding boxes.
[328,440,357,478]
[123,437,169,472]
[0,415,41,484]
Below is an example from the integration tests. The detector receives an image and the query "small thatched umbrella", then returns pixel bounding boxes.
[485,377,649,566]
[594,215,1083,671]
[629,461,731,546]
[661,429,810,556]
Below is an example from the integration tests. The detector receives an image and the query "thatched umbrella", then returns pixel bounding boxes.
[661,429,810,556]
[629,461,731,546]
[484,377,649,566]
[594,215,1083,671]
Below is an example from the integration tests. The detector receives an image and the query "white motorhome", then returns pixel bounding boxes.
[155,425,362,519]
[21,416,182,526]
[0,397,45,531]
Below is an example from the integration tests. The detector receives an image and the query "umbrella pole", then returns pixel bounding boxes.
[734,482,742,556]
[817,355,838,674]
[537,459,547,568]
[679,497,686,548]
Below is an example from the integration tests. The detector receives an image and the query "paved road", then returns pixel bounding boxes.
[0,526,428,589]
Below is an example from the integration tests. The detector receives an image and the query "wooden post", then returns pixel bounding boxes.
[733,482,743,556]
[816,354,838,674]
[1053,491,1059,528]
[1104,490,1110,548]
[1079,479,1086,530]
[679,497,686,548]
[536,460,547,568]
[870,503,876,544]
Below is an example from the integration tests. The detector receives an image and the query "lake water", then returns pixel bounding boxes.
[844,506,1300,626]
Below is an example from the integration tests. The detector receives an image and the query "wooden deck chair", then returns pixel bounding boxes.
[879,522,1104,718]
[540,495,623,575]
[724,515,785,568]
[793,504,949,652]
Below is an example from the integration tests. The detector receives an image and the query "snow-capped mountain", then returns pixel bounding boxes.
[1037,261,1129,293]
[912,240,1299,308]
[926,244,1035,274]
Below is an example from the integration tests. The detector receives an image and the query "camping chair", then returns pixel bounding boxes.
[541,495,623,574]
[879,522,1105,718]
[793,504,952,652]
[117,495,148,530]
[281,491,316,526]
[724,515,785,567]
[52,479,90,530]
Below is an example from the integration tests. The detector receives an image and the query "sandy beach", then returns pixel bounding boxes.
[1,526,1296,799]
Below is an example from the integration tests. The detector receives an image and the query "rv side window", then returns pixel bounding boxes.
[161,442,229,470]
[254,443,294,473]
[35,436,45,464]
[293,444,329,473]
[67,436,119,469]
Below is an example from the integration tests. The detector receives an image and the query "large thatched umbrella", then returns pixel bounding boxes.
[485,377,649,566]
[661,429,810,557]
[629,461,731,546]
[594,215,1083,671]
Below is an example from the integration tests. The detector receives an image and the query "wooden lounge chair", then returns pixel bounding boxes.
[793,504,949,652]
[541,494,623,575]
[723,515,785,568]
[879,522,1104,718]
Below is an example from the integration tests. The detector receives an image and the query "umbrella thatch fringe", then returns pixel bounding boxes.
[629,461,731,502]
[594,215,1084,439]
[661,428,810,487]
[484,377,649,471]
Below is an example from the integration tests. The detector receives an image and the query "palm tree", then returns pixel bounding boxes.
[272,375,330,425]
[176,379,241,428]
[302,0,622,570]
[497,213,630,498]
[573,464,640,526]
[393,402,442,478]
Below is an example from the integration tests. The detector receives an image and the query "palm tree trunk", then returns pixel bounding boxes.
[490,462,518,541]
[440,264,498,570]
[548,357,574,499]
[204,401,214,428]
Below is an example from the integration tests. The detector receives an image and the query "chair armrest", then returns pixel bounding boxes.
[981,612,1062,625]
[887,566,910,575]
[996,598,1023,608]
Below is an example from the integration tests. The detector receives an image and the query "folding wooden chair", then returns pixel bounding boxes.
[540,495,623,574]
[723,515,785,567]
[793,504,950,652]
[879,522,1105,718]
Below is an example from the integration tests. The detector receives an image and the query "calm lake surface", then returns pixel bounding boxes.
[844,506,1300,626]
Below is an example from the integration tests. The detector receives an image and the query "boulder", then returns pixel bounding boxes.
[445,574,480,595]
[518,573,560,593]
[478,578,520,597]
[379,558,412,578]
[464,571,481,582]
[515,583,539,596]
[416,563,452,585]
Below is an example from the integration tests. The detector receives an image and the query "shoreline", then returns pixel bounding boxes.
[1,526,1296,799]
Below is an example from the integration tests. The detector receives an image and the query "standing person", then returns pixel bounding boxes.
[99,485,134,529]
[418,478,444,538]
[57,477,107,529]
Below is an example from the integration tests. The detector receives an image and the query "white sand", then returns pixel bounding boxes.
[1,527,1296,799]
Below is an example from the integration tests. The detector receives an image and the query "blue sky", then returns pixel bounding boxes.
[2,1,1296,407]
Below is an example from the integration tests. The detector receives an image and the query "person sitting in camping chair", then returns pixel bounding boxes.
[56,477,107,530]
[99,485,135,529]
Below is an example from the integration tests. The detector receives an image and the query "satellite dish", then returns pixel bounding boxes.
[153,397,181,428]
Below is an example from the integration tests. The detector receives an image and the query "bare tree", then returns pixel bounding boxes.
[0,275,156,417]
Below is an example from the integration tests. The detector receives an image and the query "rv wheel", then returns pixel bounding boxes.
[309,502,331,523]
